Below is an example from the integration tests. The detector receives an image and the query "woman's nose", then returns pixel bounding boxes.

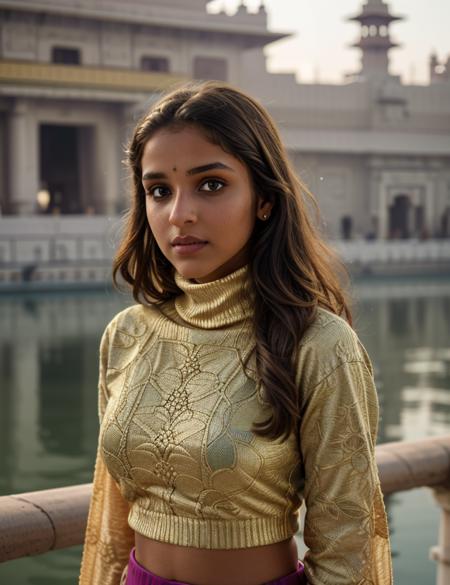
[168,192,197,226]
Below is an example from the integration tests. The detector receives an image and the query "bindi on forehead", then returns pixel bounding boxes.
[172,166,177,172]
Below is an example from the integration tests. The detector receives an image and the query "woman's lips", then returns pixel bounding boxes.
[171,241,208,255]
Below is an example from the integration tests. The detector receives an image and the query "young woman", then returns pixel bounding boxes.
[79,81,392,585]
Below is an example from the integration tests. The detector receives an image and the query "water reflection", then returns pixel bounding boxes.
[352,277,450,584]
[353,279,450,445]
[0,292,130,496]
[0,277,449,585]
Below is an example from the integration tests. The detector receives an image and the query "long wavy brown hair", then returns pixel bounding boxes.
[114,80,352,441]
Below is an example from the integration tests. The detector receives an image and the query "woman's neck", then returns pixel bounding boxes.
[174,265,252,329]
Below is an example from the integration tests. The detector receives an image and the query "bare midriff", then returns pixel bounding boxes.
[134,533,299,585]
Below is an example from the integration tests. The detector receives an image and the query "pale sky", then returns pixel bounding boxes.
[208,0,450,85]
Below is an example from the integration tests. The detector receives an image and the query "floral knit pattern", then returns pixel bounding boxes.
[79,266,392,585]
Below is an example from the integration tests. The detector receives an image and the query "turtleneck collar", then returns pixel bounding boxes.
[174,265,253,329]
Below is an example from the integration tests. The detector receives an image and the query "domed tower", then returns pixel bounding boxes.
[348,0,405,81]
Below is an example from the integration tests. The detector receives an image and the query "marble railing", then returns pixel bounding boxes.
[1,436,450,584]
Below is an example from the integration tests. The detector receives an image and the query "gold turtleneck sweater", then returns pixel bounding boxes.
[79,266,392,585]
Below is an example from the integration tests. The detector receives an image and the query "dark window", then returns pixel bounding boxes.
[140,56,170,72]
[40,125,82,214]
[52,47,81,65]
[193,57,228,81]
[340,215,353,240]
[388,194,411,239]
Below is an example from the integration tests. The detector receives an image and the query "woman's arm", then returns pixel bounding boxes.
[299,338,392,584]
[79,325,135,585]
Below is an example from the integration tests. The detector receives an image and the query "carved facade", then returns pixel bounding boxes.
[0,0,449,240]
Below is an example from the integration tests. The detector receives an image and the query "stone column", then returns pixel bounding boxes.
[94,115,120,216]
[9,99,39,215]
[379,180,388,239]
[368,166,381,239]
[430,487,450,585]
[407,195,414,238]
[425,177,435,237]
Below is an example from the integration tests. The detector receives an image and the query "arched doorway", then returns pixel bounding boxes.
[388,194,411,239]
[441,207,450,237]
[39,124,95,214]
[40,125,80,214]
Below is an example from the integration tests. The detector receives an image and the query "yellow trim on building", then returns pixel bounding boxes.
[0,60,188,92]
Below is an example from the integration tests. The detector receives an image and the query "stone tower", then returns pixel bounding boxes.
[348,0,404,81]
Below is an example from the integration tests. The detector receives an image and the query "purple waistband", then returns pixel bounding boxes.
[125,548,306,585]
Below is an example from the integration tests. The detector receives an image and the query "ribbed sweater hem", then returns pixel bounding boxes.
[128,506,296,549]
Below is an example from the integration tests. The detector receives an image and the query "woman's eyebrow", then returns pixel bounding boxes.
[142,162,234,181]
[187,162,234,176]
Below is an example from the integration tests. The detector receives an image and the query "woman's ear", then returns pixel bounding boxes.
[256,199,274,222]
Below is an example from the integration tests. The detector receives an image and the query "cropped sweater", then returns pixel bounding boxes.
[79,266,392,585]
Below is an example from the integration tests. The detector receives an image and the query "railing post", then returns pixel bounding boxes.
[430,487,450,585]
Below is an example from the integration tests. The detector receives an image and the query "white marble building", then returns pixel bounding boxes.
[0,0,449,244]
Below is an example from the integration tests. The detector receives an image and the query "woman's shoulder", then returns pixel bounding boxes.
[302,306,357,350]
[99,303,164,374]
[101,302,162,344]
[297,306,373,389]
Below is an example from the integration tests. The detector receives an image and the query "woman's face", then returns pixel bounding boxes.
[141,124,271,283]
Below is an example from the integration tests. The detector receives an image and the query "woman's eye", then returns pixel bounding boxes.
[147,186,170,199]
[200,180,225,193]
[146,180,224,198]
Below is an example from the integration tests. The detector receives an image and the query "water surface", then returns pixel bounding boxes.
[1,276,449,584]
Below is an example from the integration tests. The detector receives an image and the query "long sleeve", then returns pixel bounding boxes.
[79,325,135,585]
[298,335,392,584]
